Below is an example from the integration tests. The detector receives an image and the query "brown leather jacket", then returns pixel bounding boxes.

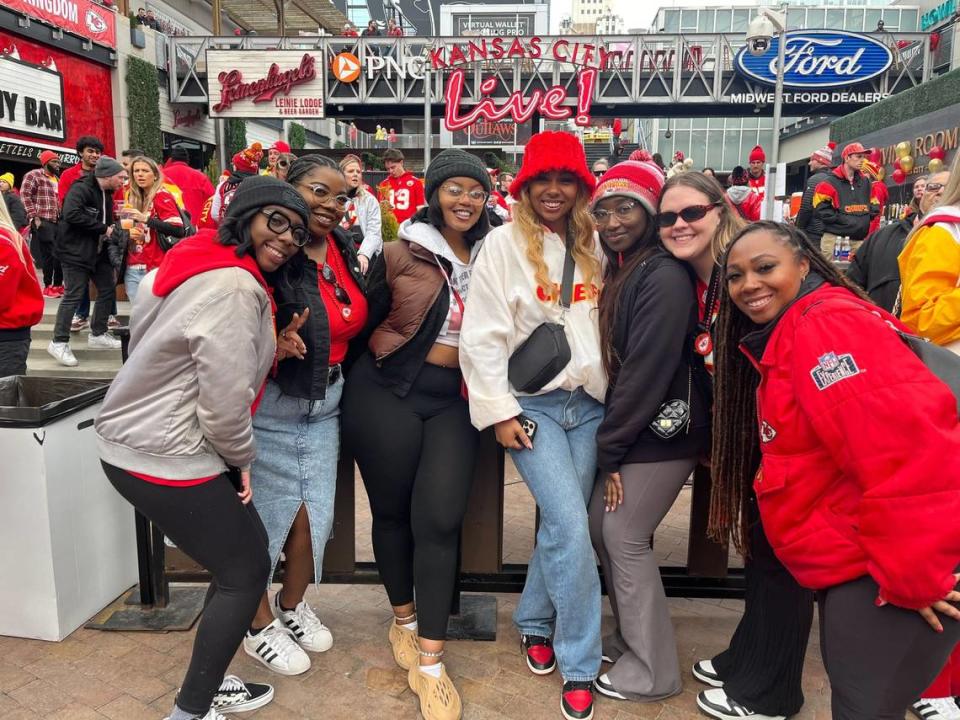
[368,239,447,361]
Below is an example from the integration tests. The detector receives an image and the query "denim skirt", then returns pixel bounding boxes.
[252,376,343,586]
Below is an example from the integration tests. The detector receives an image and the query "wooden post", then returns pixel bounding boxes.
[212,0,221,36]
[686,464,729,577]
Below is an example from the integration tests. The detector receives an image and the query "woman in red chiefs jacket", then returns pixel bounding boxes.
[0,198,43,377]
[712,220,960,720]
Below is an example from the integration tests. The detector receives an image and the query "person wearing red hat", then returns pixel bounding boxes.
[587,161,711,705]
[747,145,766,202]
[796,143,835,243]
[460,131,604,720]
[812,142,879,256]
[21,150,64,296]
[860,159,888,235]
[727,166,762,222]
[263,140,291,176]
[210,143,264,225]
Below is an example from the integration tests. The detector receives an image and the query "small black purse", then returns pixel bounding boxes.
[649,367,693,440]
[508,239,575,394]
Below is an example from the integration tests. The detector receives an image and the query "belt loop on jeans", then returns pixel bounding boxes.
[328,364,342,386]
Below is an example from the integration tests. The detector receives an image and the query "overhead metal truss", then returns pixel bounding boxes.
[167,33,933,118]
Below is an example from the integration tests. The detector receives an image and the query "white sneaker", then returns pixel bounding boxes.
[697,688,785,720]
[88,333,121,349]
[163,708,228,720]
[243,618,311,676]
[47,341,78,367]
[692,659,724,687]
[912,698,960,720]
[211,674,274,714]
[272,592,333,653]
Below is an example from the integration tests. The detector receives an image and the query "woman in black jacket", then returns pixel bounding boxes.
[245,155,369,677]
[588,162,710,703]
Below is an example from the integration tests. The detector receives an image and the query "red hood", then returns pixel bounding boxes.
[922,206,960,228]
[152,229,271,304]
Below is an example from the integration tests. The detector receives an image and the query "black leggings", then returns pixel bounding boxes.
[819,571,960,720]
[341,354,479,640]
[102,463,270,716]
[712,498,814,717]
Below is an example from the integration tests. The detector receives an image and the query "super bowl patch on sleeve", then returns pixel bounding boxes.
[810,352,861,391]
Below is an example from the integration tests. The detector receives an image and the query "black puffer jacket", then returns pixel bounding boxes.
[795,169,831,243]
[271,227,366,400]
[3,192,27,229]
[596,247,710,472]
[846,215,914,313]
[57,173,115,270]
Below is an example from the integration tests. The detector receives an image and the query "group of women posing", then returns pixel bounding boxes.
[94,135,960,720]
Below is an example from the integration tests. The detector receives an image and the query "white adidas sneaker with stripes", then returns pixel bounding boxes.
[242,618,310,676]
[272,593,333,653]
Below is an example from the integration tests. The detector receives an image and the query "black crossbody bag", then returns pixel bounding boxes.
[507,238,576,394]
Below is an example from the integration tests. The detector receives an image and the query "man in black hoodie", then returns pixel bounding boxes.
[48,157,127,366]
[795,144,833,245]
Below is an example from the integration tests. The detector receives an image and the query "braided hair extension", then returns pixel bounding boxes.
[709,221,871,553]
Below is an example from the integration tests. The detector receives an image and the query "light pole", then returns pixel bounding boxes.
[750,5,788,220]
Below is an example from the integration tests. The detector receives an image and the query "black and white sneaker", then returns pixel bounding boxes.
[272,592,333,653]
[697,688,785,720]
[911,697,960,720]
[593,673,627,701]
[692,659,724,687]
[211,675,274,714]
[242,618,311,676]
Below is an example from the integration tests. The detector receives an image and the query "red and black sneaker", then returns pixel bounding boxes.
[521,634,556,675]
[561,680,594,720]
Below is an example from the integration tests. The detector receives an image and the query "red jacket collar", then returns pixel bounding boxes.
[739,275,828,368]
[921,206,960,228]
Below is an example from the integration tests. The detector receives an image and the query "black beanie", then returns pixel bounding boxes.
[424,149,491,201]
[225,175,310,227]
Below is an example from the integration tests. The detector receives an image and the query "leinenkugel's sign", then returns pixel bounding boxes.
[205,50,324,119]
[734,30,893,103]
[432,36,607,131]
[0,54,66,141]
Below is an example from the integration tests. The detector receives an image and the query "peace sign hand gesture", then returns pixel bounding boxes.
[277,307,310,361]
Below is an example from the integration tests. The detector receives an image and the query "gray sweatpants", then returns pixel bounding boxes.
[588,457,698,701]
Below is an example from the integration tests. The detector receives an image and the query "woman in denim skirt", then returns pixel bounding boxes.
[244,155,368,677]
[460,131,606,720]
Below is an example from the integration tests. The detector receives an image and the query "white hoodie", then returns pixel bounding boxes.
[460,222,607,430]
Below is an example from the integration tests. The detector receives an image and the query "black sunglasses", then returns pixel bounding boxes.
[321,264,352,304]
[593,170,606,177]
[261,210,308,247]
[657,202,720,228]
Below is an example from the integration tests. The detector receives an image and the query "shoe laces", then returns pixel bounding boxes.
[289,601,328,635]
[217,675,249,697]
[261,623,305,660]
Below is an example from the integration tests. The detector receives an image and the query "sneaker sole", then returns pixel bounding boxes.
[561,698,593,720]
[217,686,275,713]
[601,654,614,664]
[297,636,333,653]
[692,665,724,688]
[593,679,627,701]
[696,694,785,720]
[526,656,556,676]
[242,642,310,676]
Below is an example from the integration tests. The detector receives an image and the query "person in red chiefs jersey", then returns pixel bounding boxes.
[378,148,425,225]
[747,145,766,203]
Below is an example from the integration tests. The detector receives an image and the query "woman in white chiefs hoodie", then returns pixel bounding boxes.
[460,131,606,720]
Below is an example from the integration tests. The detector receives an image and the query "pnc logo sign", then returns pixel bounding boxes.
[331,52,361,83]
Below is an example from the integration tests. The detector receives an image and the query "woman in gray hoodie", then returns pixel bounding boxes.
[95,176,310,720]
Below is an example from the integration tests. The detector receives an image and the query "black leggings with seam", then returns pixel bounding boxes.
[341,354,479,640]
[102,463,271,716]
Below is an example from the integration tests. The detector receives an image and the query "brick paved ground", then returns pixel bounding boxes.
[0,463,843,720]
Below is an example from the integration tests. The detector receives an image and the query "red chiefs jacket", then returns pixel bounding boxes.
[0,227,44,335]
[740,280,960,609]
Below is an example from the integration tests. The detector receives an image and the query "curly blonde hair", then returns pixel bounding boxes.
[512,185,600,301]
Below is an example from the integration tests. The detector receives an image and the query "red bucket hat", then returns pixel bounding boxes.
[510,131,595,198]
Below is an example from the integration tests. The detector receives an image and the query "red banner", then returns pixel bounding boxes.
[4,0,117,49]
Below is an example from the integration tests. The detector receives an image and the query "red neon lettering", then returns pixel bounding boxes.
[213,54,316,113]
[552,39,569,62]
[430,47,447,69]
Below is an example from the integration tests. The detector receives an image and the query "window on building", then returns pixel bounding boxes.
[846,8,864,30]
[806,9,825,28]
[826,9,844,29]
[732,9,751,32]
[680,9,698,32]
[715,10,731,32]
[723,127,741,169]
[699,11,715,33]
[900,10,918,32]
[664,10,680,32]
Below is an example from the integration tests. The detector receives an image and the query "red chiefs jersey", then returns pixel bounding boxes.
[378,172,425,224]
[742,283,960,610]
[748,173,765,202]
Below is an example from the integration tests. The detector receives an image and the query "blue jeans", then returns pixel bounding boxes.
[510,388,604,682]
[124,265,148,303]
[251,377,342,586]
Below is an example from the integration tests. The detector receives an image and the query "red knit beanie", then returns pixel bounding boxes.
[749,145,766,163]
[270,140,291,153]
[628,149,653,163]
[591,161,665,216]
[510,131,595,198]
[232,143,263,174]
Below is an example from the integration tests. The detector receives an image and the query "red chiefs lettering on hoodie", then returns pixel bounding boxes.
[0,226,43,338]
[96,230,278,482]
[740,279,960,610]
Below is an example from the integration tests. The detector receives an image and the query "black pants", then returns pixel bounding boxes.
[712,499,814,716]
[31,220,62,287]
[53,256,116,342]
[341,354,479,640]
[0,337,30,377]
[102,463,270,716]
[819,572,960,720]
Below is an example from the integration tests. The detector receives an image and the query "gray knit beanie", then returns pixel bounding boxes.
[94,156,125,178]
[424,149,491,201]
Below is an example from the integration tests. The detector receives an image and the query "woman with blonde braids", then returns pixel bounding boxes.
[460,131,605,720]
[122,155,188,301]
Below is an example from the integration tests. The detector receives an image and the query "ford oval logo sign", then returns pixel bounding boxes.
[735,30,893,89]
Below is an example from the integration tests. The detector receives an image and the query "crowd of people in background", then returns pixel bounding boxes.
[2,126,960,720]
